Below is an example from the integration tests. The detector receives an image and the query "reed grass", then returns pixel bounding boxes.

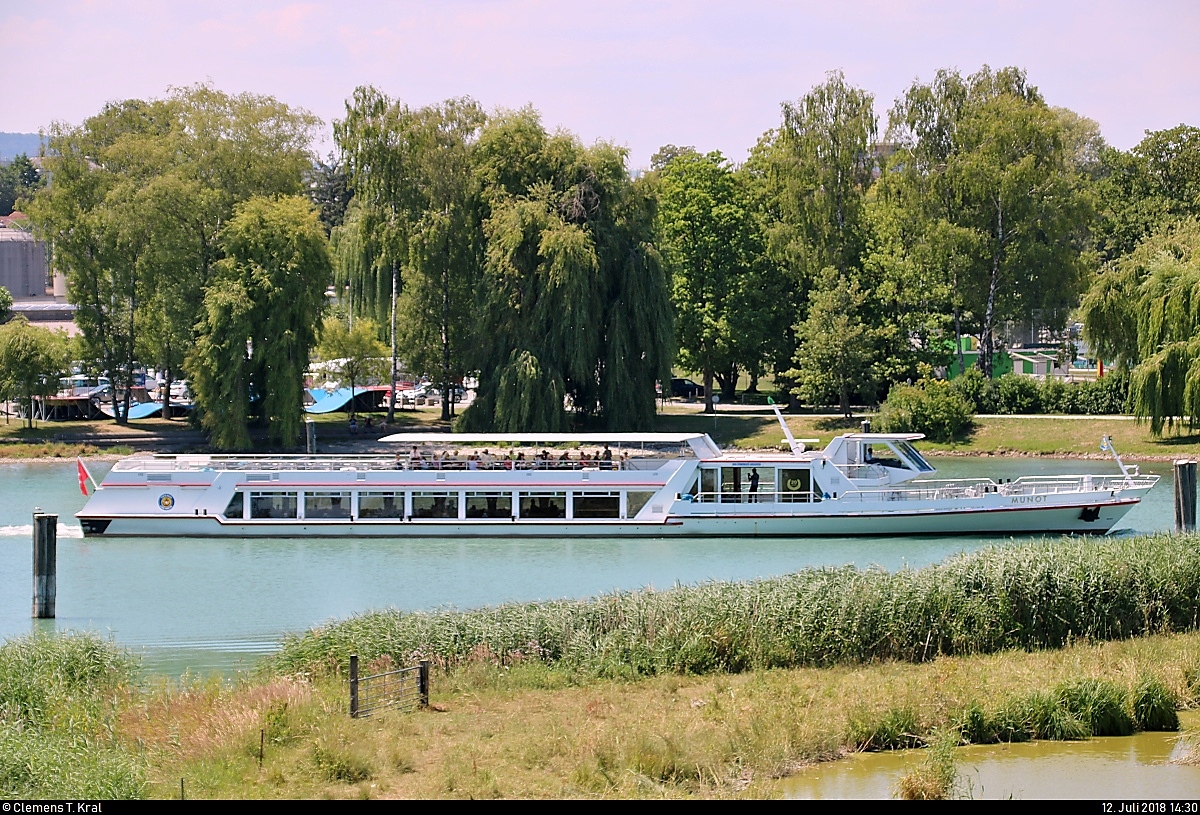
[895,729,959,799]
[272,533,1200,680]
[0,631,145,798]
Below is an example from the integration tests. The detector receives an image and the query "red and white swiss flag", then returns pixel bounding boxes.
[77,457,91,497]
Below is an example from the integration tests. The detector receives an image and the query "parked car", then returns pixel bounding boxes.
[671,378,704,398]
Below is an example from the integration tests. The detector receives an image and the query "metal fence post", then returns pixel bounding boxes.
[349,654,359,718]
[419,660,430,708]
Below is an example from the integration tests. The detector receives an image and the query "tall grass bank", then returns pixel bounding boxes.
[275,534,1200,678]
[0,633,145,798]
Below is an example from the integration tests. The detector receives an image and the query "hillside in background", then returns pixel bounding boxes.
[0,132,42,162]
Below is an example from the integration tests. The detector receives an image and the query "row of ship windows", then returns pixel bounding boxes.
[222,490,657,521]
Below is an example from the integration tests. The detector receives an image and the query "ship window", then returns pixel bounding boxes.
[359,491,403,519]
[223,491,245,519]
[894,441,935,472]
[574,492,619,519]
[699,469,717,502]
[306,491,351,519]
[720,466,774,502]
[465,492,512,519]
[627,491,654,517]
[519,492,566,519]
[780,469,813,503]
[412,491,458,519]
[250,492,297,519]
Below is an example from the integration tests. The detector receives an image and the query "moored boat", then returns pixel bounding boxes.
[75,418,1158,538]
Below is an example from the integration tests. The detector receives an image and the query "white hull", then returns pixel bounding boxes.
[88,494,1142,538]
[77,431,1157,539]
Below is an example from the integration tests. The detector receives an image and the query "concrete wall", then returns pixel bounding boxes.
[0,230,49,298]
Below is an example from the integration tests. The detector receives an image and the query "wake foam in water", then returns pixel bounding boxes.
[0,523,85,539]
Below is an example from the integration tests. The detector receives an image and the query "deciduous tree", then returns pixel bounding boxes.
[886,67,1092,377]
[0,317,68,428]
[315,317,388,418]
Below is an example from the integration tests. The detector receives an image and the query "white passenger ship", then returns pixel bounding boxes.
[76,419,1157,537]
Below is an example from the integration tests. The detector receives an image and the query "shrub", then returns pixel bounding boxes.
[991,373,1041,414]
[1078,371,1131,415]
[949,367,991,413]
[1039,378,1074,414]
[877,380,974,441]
[1036,373,1131,416]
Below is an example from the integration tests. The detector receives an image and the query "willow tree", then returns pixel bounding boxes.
[188,196,331,449]
[335,91,486,420]
[460,109,673,431]
[1080,218,1200,434]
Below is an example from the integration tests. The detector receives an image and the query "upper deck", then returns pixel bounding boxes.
[107,432,721,476]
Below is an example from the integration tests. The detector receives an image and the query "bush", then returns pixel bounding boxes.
[991,373,1041,414]
[949,367,992,413]
[877,380,974,441]
[1077,372,1131,415]
[1037,373,1131,416]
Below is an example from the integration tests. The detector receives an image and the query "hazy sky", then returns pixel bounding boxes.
[3,1,1197,169]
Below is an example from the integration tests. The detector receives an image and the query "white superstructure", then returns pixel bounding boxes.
[76,427,1158,538]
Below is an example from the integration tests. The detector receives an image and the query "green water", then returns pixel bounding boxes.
[0,457,1177,676]
[783,713,1200,799]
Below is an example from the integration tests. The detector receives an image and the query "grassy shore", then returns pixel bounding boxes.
[6,534,1200,799]
[8,629,1196,799]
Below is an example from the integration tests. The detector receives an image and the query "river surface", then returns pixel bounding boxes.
[0,456,1177,676]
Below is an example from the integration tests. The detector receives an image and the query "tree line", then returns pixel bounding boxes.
[8,71,1199,446]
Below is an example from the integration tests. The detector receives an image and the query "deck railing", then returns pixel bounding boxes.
[114,456,644,473]
[683,473,1158,509]
[836,474,1159,503]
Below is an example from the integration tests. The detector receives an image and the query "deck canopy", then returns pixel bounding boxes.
[378,432,721,458]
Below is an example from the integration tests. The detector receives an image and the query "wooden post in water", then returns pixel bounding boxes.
[32,511,57,618]
[1175,460,1197,533]
[306,419,316,455]
[349,654,359,718]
